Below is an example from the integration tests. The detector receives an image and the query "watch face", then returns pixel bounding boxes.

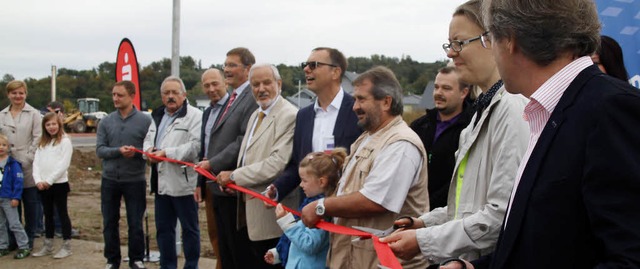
[315,206,325,216]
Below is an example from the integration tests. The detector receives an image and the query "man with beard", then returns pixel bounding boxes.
[410,66,473,209]
[217,63,298,268]
[300,66,429,269]
[145,76,202,269]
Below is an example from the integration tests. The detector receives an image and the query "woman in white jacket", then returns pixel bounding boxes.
[31,112,73,259]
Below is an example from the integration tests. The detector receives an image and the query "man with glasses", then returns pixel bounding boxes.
[448,0,640,268]
[380,0,528,265]
[263,47,361,216]
[195,47,258,269]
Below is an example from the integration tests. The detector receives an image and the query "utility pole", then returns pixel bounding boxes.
[51,65,57,102]
[171,0,180,77]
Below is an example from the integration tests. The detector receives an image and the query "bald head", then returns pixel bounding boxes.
[201,68,228,104]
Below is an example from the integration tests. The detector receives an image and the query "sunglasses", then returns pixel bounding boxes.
[300,61,337,70]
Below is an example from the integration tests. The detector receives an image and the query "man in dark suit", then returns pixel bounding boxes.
[195,47,259,269]
[264,47,361,203]
[195,68,228,269]
[441,0,640,268]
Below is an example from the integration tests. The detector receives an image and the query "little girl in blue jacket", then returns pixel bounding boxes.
[265,148,347,269]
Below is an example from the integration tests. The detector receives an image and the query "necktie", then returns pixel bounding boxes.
[252,112,266,136]
[216,91,237,127]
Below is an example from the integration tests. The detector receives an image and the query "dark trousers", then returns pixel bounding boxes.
[155,194,200,269]
[250,238,283,269]
[213,195,257,269]
[101,178,146,266]
[40,182,72,240]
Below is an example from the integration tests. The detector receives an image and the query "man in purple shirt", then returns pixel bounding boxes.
[410,66,473,209]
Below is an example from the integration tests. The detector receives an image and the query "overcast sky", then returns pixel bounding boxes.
[1,0,465,80]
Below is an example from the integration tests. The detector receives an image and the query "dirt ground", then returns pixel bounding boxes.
[10,146,217,268]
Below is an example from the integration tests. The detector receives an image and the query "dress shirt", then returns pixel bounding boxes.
[505,56,594,225]
[241,96,279,166]
[312,89,344,152]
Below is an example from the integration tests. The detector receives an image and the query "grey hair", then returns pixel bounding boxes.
[482,0,600,66]
[353,66,404,116]
[160,76,187,93]
[249,63,282,81]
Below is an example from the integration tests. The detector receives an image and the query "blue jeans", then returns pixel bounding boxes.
[0,198,29,249]
[101,178,146,266]
[155,194,200,269]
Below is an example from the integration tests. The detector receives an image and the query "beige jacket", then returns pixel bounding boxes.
[232,97,299,241]
[0,103,42,188]
[329,116,429,269]
[416,86,529,262]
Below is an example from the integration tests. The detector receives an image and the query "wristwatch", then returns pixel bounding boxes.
[315,198,326,216]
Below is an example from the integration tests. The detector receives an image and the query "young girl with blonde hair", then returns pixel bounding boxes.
[32,112,73,258]
[265,148,347,269]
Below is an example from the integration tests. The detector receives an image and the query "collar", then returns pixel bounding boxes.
[210,93,229,107]
[473,80,503,111]
[233,81,250,96]
[528,56,593,114]
[314,87,344,112]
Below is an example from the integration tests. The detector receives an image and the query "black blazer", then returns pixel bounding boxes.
[475,65,640,268]
[272,91,362,201]
[197,85,258,196]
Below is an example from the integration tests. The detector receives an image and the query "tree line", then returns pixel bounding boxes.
[0,55,447,113]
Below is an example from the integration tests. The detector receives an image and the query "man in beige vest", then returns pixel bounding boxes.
[300,66,429,269]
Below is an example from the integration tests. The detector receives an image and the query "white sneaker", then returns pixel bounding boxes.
[53,240,72,259]
[32,239,54,257]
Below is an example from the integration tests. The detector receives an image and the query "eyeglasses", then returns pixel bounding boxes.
[301,61,337,70]
[223,63,244,69]
[442,31,490,53]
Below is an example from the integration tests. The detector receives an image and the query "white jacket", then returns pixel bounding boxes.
[33,136,73,185]
[416,86,529,262]
[144,104,202,197]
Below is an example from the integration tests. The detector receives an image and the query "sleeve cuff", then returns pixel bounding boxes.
[267,248,281,264]
[276,213,297,231]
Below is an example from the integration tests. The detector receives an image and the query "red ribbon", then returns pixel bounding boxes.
[136,149,402,269]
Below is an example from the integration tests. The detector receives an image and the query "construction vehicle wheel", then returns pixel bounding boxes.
[73,121,87,133]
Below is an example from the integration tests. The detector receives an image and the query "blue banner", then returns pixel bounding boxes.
[596,0,640,88]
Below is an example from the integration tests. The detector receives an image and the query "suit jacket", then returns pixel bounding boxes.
[272,91,362,201]
[233,97,299,241]
[200,84,259,196]
[476,65,640,268]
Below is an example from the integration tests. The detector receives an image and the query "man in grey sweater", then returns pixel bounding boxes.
[96,80,152,269]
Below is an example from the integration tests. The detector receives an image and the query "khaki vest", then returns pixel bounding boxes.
[328,116,430,269]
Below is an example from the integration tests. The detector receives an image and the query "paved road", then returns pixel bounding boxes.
[69,133,96,147]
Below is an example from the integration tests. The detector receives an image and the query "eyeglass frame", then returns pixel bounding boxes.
[222,63,245,69]
[442,31,490,53]
[300,61,337,70]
